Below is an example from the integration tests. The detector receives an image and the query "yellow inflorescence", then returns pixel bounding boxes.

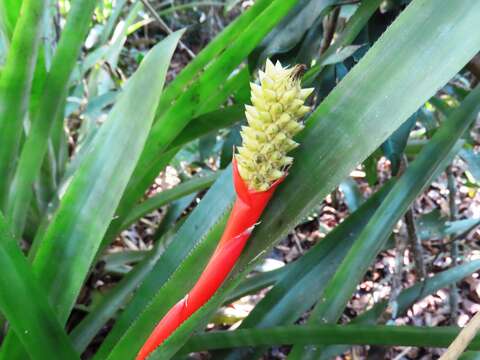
[236,59,314,191]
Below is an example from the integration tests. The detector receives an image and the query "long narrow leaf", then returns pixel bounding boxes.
[288,82,480,360]
[120,172,219,230]
[6,0,98,236]
[0,213,79,360]
[94,170,234,359]
[318,259,480,359]
[220,181,393,360]
[70,196,195,353]
[155,0,271,115]
[0,0,22,39]
[99,69,248,250]
[182,325,480,352]
[0,0,47,207]
[0,31,184,359]
[303,0,382,85]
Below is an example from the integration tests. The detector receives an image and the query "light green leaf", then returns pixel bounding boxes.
[0,212,79,360]
[0,31,184,359]
[6,0,98,236]
[0,0,47,207]
[70,196,194,353]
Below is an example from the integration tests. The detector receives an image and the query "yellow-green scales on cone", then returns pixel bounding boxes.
[236,59,314,191]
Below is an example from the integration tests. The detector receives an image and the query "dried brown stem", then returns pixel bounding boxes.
[467,52,480,87]
[447,165,459,325]
[405,207,426,280]
[140,0,196,59]
[320,6,341,55]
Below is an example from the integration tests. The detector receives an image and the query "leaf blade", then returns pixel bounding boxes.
[0,0,47,207]
[0,213,79,360]
[0,31,184,359]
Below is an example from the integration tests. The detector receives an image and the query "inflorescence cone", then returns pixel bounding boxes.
[236,59,314,191]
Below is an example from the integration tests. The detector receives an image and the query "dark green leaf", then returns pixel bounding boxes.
[183,325,480,352]
[381,111,417,175]
[289,78,480,360]
[94,2,480,358]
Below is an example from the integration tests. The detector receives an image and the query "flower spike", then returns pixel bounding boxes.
[236,59,313,191]
[136,60,313,360]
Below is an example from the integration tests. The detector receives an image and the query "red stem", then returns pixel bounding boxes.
[136,161,283,359]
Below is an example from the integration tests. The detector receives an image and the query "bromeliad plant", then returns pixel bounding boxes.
[1,1,480,360]
[136,60,313,359]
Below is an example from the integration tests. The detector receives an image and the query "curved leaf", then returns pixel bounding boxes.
[289,75,480,360]
[182,325,480,352]
[6,0,98,236]
[93,170,235,359]
[120,172,219,230]
[0,31,184,359]
[0,213,79,360]
[0,0,47,207]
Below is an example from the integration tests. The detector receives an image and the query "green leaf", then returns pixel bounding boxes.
[0,212,79,360]
[92,104,238,249]
[303,0,382,85]
[460,352,480,360]
[320,259,480,359]
[99,0,297,251]
[87,2,142,97]
[221,267,286,306]
[416,209,480,241]
[460,148,480,183]
[251,0,338,67]
[120,172,219,230]
[381,110,417,175]
[130,0,299,202]
[289,79,480,360]
[139,0,298,171]
[99,0,129,45]
[0,0,22,39]
[339,177,364,212]
[182,325,480,352]
[0,31,184,359]
[220,181,393,360]
[0,0,47,207]
[169,105,245,149]
[70,197,194,353]
[94,170,234,359]
[154,2,227,18]
[101,250,150,275]
[219,125,242,169]
[155,0,271,117]
[6,0,98,236]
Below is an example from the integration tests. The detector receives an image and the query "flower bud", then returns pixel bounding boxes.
[236,59,314,191]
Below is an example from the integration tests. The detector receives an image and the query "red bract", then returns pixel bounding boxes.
[136,160,283,360]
